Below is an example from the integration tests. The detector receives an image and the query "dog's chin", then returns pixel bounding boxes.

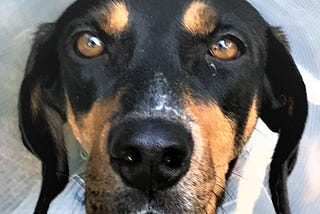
[135,210,163,214]
[123,201,174,214]
[114,188,194,213]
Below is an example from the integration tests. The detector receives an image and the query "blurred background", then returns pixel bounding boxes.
[0,0,319,213]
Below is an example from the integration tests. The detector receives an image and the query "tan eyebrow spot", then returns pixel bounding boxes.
[182,1,217,35]
[98,1,129,35]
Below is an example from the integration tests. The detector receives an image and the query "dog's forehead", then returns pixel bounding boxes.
[88,0,262,35]
[94,0,196,35]
[122,0,255,18]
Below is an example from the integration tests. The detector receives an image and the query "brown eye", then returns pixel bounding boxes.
[76,33,104,58]
[209,38,240,60]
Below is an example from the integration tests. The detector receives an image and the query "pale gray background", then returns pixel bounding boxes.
[0,0,319,213]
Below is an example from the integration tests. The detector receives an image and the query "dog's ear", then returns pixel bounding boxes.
[260,27,308,214]
[18,23,68,213]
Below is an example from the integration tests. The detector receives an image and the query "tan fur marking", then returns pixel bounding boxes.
[184,95,235,211]
[183,1,217,35]
[98,1,129,35]
[64,94,123,213]
[30,82,41,120]
[85,122,120,213]
[66,96,120,153]
[242,96,258,144]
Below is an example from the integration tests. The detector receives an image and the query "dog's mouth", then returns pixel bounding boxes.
[136,210,162,214]
[126,199,172,214]
[135,206,172,214]
[108,186,193,213]
[85,167,220,213]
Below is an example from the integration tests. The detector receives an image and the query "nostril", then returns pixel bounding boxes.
[116,147,141,166]
[162,147,187,169]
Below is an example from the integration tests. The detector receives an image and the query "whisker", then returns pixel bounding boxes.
[56,171,71,178]
[230,171,245,179]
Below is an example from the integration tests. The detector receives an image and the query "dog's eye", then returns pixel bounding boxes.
[209,38,240,60]
[76,33,104,58]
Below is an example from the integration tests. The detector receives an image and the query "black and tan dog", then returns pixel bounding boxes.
[18,0,308,213]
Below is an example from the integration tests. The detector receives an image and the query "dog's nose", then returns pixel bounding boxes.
[108,119,193,192]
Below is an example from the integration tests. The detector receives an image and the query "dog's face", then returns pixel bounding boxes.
[59,0,264,212]
[19,0,308,213]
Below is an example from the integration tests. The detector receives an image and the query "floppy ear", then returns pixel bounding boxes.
[260,27,308,214]
[18,23,68,214]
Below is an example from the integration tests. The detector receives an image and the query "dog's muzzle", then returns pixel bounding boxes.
[108,118,194,192]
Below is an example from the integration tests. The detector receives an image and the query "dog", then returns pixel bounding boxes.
[18,0,308,213]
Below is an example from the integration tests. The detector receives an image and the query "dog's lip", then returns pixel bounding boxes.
[116,190,164,213]
[130,203,160,214]
[133,200,163,214]
[136,211,162,214]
